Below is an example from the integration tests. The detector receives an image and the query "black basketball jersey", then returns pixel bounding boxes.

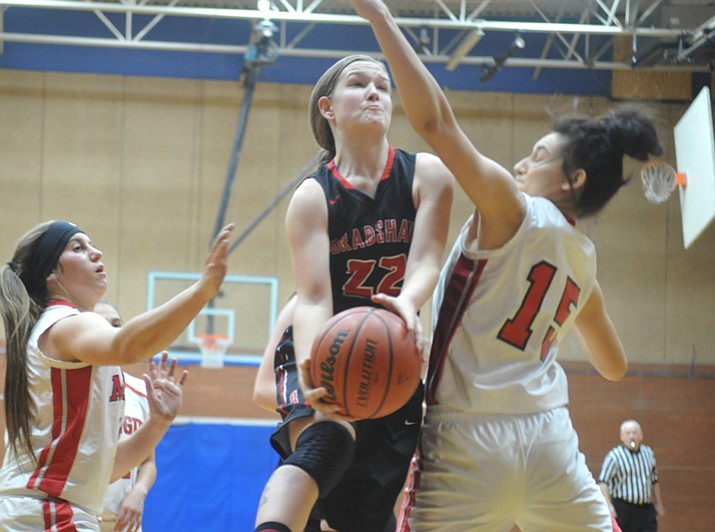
[309,146,417,315]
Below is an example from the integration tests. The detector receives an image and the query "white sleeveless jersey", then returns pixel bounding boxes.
[101,373,149,525]
[427,194,596,414]
[0,303,125,514]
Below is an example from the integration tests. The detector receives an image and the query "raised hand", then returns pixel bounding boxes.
[199,223,235,299]
[143,352,188,425]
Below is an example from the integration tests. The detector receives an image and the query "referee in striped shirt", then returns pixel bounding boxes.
[599,420,665,532]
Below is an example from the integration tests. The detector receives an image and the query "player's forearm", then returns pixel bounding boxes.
[293,300,332,365]
[400,263,441,312]
[111,420,169,481]
[112,284,212,364]
[133,454,157,494]
[355,3,455,139]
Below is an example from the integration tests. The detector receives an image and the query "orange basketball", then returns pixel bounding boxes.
[310,306,422,420]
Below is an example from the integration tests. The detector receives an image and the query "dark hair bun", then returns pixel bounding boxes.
[602,106,664,162]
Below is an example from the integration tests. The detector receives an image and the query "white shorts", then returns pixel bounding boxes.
[402,406,613,532]
[0,495,100,531]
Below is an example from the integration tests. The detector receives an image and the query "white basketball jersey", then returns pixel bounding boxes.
[427,195,596,414]
[101,373,149,524]
[0,303,125,514]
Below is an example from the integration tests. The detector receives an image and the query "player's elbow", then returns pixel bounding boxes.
[602,359,628,382]
[252,384,277,413]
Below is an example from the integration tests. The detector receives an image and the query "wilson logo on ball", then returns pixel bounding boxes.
[317,329,350,403]
[310,306,421,420]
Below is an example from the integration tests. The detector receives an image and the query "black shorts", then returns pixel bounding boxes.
[612,499,658,532]
[269,325,424,532]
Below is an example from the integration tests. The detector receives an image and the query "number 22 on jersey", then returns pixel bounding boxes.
[342,254,407,298]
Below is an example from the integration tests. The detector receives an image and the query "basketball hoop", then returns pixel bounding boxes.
[640,160,687,205]
[196,334,229,369]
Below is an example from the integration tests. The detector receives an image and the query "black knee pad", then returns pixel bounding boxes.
[283,421,355,496]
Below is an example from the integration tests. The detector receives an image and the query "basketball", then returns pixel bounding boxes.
[309,306,421,420]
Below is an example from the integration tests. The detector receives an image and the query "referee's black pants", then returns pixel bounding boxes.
[613,498,658,532]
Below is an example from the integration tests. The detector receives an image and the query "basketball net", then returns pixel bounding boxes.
[640,160,687,204]
[197,334,229,369]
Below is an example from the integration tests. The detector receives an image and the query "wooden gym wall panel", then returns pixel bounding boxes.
[271,83,318,293]
[40,73,123,235]
[0,70,44,251]
[115,77,204,318]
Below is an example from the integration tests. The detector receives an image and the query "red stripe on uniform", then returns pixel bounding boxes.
[328,146,396,187]
[125,380,147,399]
[425,254,486,405]
[28,366,93,497]
[42,498,78,531]
[379,145,396,181]
[396,450,422,531]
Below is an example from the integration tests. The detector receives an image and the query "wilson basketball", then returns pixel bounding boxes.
[310,306,421,420]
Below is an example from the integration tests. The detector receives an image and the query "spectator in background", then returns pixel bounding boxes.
[95,300,156,532]
[599,419,665,532]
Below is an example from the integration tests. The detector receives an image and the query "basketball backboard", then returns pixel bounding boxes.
[146,271,279,366]
[674,86,715,249]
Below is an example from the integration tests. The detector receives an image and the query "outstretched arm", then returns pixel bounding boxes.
[111,353,187,480]
[573,281,627,381]
[45,224,235,366]
[348,0,524,249]
[373,152,453,346]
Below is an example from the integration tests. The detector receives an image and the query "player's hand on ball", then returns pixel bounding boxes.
[371,293,424,358]
[299,359,356,422]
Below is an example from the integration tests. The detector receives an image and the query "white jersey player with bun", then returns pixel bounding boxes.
[347,1,663,530]
[427,194,595,414]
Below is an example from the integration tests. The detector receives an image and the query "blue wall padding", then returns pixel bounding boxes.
[142,422,278,531]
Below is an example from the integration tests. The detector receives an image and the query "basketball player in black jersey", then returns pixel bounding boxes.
[254,55,453,532]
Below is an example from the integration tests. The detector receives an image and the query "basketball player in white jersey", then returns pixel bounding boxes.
[348,1,663,530]
[0,220,231,530]
[95,301,156,532]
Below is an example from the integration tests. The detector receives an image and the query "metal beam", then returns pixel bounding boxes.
[0,0,712,71]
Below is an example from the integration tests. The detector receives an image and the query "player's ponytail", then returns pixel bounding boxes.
[552,105,664,218]
[0,221,54,463]
[602,106,664,162]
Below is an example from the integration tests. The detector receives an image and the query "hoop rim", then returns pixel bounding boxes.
[195,333,230,352]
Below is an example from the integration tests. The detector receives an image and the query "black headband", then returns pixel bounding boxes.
[24,221,84,298]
